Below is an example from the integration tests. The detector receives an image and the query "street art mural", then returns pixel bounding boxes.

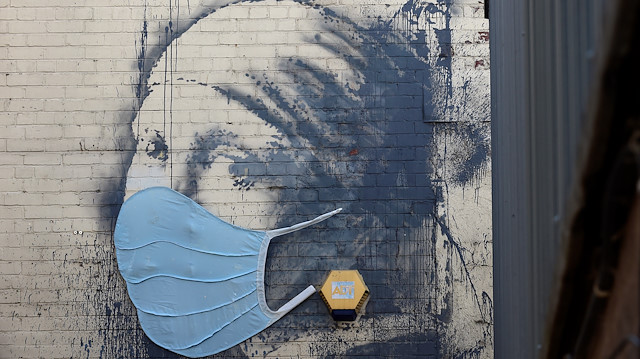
[98,0,492,357]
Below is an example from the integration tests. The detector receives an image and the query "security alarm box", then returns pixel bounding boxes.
[319,270,369,321]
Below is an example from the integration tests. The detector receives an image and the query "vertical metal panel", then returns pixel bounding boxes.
[490,0,535,357]
[491,0,605,357]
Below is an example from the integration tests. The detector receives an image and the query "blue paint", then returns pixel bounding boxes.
[114,187,340,357]
[144,129,168,161]
[452,123,491,186]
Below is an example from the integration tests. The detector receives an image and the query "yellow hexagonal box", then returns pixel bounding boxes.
[319,270,369,321]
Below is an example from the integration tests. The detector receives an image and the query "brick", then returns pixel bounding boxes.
[7,20,47,33]
[269,7,288,18]
[0,289,20,304]
[6,46,44,60]
[4,192,43,206]
[276,19,296,31]
[5,73,41,86]
[249,7,269,19]
[26,34,65,47]
[0,168,12,179]
[0,126,25,139]
[13,167,33,179]
[25,86,66,99]
[0,7,17,20]
[42,73,83,86]
[44,46,86,59]
[226,6,249,19]
[25,126,64,140]
[0,261,21,275]
[6,139,45,152]
[0,206,23,219]
[238,19,277,32]
[46,20,84,33]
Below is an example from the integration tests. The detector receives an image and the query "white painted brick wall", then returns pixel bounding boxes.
[0,0,490,358]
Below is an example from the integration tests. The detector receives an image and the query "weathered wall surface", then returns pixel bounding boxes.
[0,1,491,358]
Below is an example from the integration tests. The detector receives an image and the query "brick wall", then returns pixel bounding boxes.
[0,1,491,358]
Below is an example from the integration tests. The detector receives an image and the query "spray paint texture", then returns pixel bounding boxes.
[101,0,492,357]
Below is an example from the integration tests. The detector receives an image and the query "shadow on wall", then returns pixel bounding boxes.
[100,0,491,358]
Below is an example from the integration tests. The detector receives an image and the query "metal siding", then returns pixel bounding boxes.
[491,0,605,357]
[490,0,535,357]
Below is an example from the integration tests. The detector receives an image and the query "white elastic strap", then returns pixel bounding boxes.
[274,285,317,316]
[258,208,342,320]
[266,208,342,238]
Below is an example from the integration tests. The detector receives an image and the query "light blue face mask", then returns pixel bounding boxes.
[114,187,341,358]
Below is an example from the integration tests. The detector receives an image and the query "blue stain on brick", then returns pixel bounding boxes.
[144,129,168,161]
[229,163,267,177]
[297,243,338,257]
[279,189,318,202]
[452,123,491,187]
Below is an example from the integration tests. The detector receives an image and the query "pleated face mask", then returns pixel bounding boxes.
[114,187,341,358]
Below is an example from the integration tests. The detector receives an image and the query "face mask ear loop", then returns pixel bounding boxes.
[258,208,342,320]
[274,285,317,316]
[265,208,342,238]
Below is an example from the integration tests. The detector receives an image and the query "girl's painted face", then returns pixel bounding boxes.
[125,0,444,231]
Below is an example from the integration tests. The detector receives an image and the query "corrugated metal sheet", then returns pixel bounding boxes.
[490,0,605,357]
